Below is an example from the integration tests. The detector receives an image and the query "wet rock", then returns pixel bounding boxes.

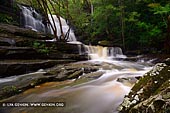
[67,70,84,79]
[0,60,74,78]
[0,62,103,100]
[46,62,100,81]
[0,46,39,59]
[0,23,88,61]
[0,71,48,100]
[118,62,170,113]
[82,71,104,79]
[0,23,52,40]
[117,77,138,86]
[55,69,80,80]
[0,37,15,46]
[125,87,170,113]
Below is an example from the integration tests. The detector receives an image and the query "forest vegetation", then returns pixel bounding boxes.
[0,0,170,53]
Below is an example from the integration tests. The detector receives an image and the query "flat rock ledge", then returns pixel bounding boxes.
[0,62,103,100]
[0,59,75,77]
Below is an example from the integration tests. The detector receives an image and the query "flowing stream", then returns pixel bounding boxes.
[0,47,152,113]
[0,6,153,113]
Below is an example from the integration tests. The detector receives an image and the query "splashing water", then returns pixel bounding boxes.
[84,45,127,61]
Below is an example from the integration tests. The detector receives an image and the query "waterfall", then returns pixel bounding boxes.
[85,45,127,60]
[19,5,125,60]
[19,5,46,32]
[48,15,77,41]
[19,5,76,42]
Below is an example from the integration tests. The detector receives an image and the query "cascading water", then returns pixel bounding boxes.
[19,4,126,60]
[48,15,77,41]
[19,5,46,32]
[85,45,127,60]
[19,5,77,42]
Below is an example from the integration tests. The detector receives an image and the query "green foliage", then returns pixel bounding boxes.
[16,0,32,5]
[2,86,19,96]
[33,41,50,54]
[152,4,170,15]
[12,0,170,52]
[0,13,13,24]
[124,0,168,51]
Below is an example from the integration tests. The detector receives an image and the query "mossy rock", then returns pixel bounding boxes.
[119,62,170,112]
[67,70,83,79]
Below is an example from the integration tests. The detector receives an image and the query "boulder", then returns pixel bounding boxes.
[118,61,170,113]
[0,70,48,100]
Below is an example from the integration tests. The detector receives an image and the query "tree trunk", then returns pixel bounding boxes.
[119,0,125,50]
[164,15,170,53]
[48,0,65,41]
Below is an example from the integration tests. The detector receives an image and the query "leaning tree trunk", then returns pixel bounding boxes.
[48,0,65,41]
[37,0,58,40]
[164,15,170,53]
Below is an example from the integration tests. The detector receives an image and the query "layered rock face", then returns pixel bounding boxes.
[118,59,170,113]
[0,23,87,100]
[0,23,87,77]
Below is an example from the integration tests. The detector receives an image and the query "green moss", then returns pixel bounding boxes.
[130,64,170,99]
[129,108,139,113]
[154,80,170,95]
[131,74,150,92]
[119,63,170,112]
[2,86,17,93]
[32,41,51,54]
[0,85,20,99]
[0,13,14,24]
[67,70,83,79]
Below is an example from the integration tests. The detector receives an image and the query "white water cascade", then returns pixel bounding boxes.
[85,45,127,60]
[19,5,77,42]
[48,15,77,41]
[19,5,46,32]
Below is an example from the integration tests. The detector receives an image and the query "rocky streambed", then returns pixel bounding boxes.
[0,59,152,113]
[0,61,103,100]
[0,23,170,113]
